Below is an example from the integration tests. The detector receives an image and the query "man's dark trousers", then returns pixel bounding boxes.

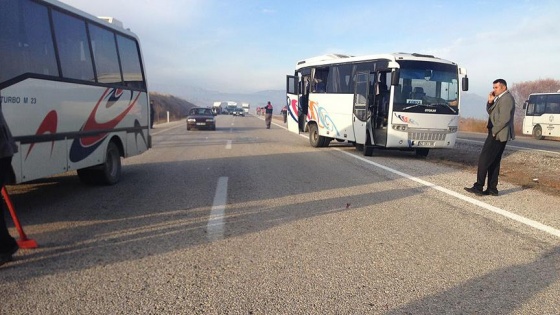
[475,130,507,191]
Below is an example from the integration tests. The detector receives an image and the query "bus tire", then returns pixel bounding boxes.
[77,142,122,185]
[532,125,544,140]
[309,124,326,147]
[99,141,122,185]
[415,148,430,158]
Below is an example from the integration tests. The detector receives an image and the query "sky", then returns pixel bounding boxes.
[59,0,560,99]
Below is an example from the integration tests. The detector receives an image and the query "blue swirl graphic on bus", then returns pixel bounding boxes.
[317,107,340,136]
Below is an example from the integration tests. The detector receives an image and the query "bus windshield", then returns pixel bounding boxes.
[394,60,459,115]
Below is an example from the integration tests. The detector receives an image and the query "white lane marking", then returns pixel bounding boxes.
[334,148,560,238]
[226,140,232,149]
[458,138,560,155]
[207,177,228,241]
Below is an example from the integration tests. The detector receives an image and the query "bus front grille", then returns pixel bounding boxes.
[408,131,447,141]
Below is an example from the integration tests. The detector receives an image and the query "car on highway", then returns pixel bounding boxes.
[186,107,216,131]
[232,107,245,116]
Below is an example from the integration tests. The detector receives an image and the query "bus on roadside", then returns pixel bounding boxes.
[522,92,560,140]
[286,53,468,156]
[0,0,150,185]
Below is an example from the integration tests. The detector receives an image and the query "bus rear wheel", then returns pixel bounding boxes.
[532,125,544,140]
[309,124,328,147]
[77,142,122,185]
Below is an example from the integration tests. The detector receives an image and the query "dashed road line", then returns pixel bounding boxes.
[207,176,228,241]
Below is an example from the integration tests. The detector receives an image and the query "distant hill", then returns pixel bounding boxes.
[149,92,197,122]
[460,92,488,119]
[150,84,286,115]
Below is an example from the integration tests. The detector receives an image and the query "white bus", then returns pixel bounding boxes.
[286,53,468,156]
[522,92,560,140]
[241,102,250,114]
[0,0,150,185]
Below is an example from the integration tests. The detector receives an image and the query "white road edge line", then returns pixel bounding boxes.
[207,176,228,241]
[226,140,232,149]
[334,148,560,238]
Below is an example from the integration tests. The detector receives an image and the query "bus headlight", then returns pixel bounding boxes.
[392,124,408,131]
[448,126,458,133]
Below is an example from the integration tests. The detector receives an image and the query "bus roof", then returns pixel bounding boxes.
[43,0,139,39]
[295,52,457,70]
[528,92,560,96]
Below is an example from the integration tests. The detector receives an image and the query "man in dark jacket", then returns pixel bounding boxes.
[264,101,273,129]
[0,100,18,266]
[465,79,515,196]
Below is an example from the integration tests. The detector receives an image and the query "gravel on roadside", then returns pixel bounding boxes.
[427,141,560,197]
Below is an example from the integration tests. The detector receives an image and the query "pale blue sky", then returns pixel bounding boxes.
[60,0,560,98]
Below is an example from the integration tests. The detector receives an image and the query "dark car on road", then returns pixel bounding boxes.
[232,107,245,116]
[186,107,216,131]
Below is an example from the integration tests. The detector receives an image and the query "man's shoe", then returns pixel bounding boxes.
[464,186,484,196]
[484,189,499,196]
[0,243,19,266]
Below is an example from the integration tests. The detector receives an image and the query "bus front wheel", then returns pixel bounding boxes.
[77,142,122,185]
[309,124,328,147]
[532,125,544,140]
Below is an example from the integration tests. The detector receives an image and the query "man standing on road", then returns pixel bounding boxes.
[264,101,273,129]
[465,79,515,196]
[150,100,155,129]
[0,99,19,266]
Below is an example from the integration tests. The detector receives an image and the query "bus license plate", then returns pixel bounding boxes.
[417,141,435,146]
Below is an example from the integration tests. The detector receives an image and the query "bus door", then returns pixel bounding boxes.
[353,72,371,145]
[522,98,535,135]
[286,75,300,134]
[372,71,391,147]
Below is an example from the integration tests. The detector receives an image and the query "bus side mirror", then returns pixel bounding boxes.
[523,101,528,109]
[391,69,400,86]
[462,76,469,91]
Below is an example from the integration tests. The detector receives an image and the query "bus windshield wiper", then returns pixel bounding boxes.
[402,103,430,111]
[432,103,457,114]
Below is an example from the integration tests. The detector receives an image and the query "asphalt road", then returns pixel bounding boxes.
[1,115,559,314]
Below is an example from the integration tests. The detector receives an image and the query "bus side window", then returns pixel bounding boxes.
[546,94,560,114]
[52,10,95,81]
[0,0,59,83]
[526,103,535,116]
[547,102,560,114]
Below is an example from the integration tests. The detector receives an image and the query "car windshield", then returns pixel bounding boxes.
[190,108,212,115]
[393,60,460,115]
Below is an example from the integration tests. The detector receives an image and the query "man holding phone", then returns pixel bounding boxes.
[465,79,515,196]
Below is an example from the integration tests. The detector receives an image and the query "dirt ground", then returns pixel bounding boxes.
[427,141,560,197]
